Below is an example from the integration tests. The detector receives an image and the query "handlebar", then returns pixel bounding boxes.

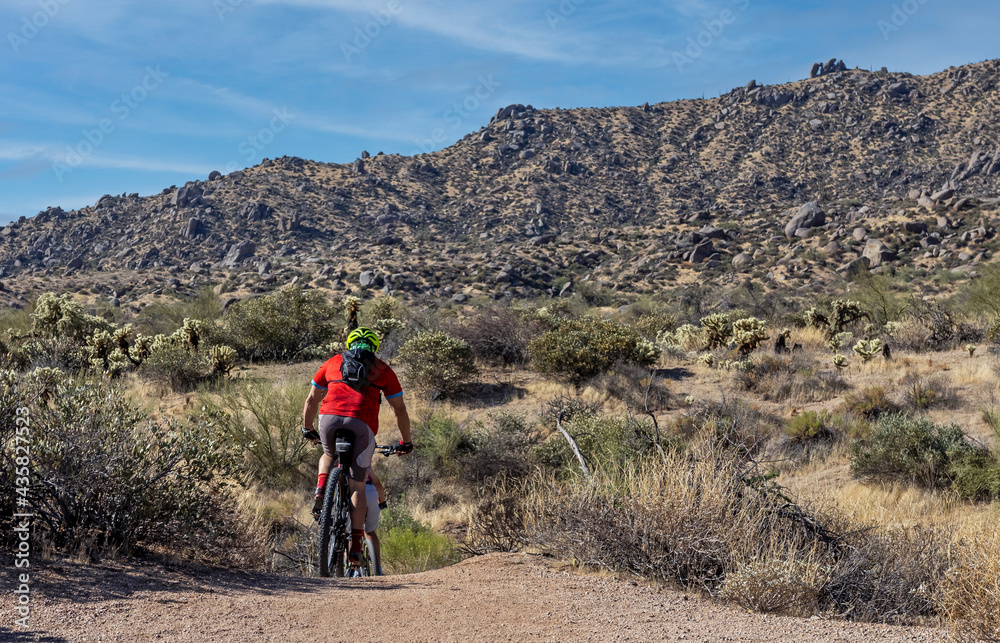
[301,428,411,456]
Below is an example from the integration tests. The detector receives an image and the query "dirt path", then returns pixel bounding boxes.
[2,553,944,642]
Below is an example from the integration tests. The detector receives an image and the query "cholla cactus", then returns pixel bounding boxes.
[700,313,732,350]
[31,292,109,341]
[344,296,361,332]
[732,317,769,357]
[852,339,882,363]
[830,299,868,334]
[663,324,705,352]
[130,333,155,364]
[833,354,848,371]
[967,344,976,358]
[684,395,695,406]
[803,307,829,331]
[827,332,854,353]
[635,337,660,365]
[371,317,405,342]
[722,358,753,372]
[210,345,237,375]
[181,318,204,351]
[698,353,715,367]
[883,321,901,338]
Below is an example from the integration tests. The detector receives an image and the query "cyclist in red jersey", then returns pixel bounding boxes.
[302,327,412,566]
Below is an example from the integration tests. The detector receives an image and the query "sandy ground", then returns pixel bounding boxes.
[1,553,944,642]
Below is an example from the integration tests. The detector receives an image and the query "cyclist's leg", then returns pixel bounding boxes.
[313,415,340,513]
[364,484,382,574]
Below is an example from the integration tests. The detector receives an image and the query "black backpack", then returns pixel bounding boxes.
[334,348,379,393]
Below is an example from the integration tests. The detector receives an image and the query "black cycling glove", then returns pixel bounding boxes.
[397,440,413,454]
[378,501,388,510]
[301,427,320,442]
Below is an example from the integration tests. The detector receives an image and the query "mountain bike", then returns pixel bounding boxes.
[305,428,399,578]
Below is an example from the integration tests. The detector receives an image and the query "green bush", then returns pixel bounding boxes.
[784,411,830,443]
[135,287,223,336]
[528,316,657,383]
[462,412,540,483]
[411,412,472,476]
[379,504,461,574]
[222,287,341,361]
[200,379,314,488]
[842,386,898,420]
[849,414,981,489]
[536,413,654,476]
[630,312,678,341]
[17,376,242,556]
[397,331,477,398]
[139,330,211,391]
[452,307,544,366]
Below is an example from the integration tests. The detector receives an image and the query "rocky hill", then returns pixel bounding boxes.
[2,58,1000,311]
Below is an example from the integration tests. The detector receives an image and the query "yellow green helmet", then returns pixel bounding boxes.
[346,327,380,352]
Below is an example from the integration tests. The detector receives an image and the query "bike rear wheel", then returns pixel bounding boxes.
[318,469,349,578]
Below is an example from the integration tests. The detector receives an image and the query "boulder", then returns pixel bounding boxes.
[698,225,727,240]
[688,241,715,263]
[862,239,896,268]
[184,218,202,239]
[918,195,937,210]
[837,256,871,277]
[208,170,222,181]
[67,256,84,270]
[559,282,573,297]
[173,182,204,208]
[931,187,955,202]
[360,271,384,288]
[903,221,928,234]
[852,227,867,241]
[220,240,255,268]
[784,202,826,238]
[731,253,752,271]
[241,201,273,222]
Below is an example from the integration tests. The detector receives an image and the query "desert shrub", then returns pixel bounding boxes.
[200,380,314,488]
[461,412,539,484]
[379,503,461,574]
[849,414,982,489]
[940,535,1000,641]
[411,412,472,476]
[529,316,657,383]
[139,332,211,391]
[591,362,672,413]
[536,413,660,476]
[899,373,958,412]
[222,286,340,361]
[842,386,898,420]
[22,379,242,557]
[948,451,1000,500]
[630,312,678,341]
[733,354,849,403]
[719,557,825,616]
[397,331,478,398]
[451,307,544,366]
[494,434,949,623]
[784,411,831,443]
[659,323,705,352]
[135,287,223,336]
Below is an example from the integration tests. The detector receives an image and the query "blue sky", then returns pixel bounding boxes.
[0,0,996,224]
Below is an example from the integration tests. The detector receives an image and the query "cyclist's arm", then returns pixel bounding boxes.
[386,394,411,443]
[303,385,324,430]
[369,468,386,504]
